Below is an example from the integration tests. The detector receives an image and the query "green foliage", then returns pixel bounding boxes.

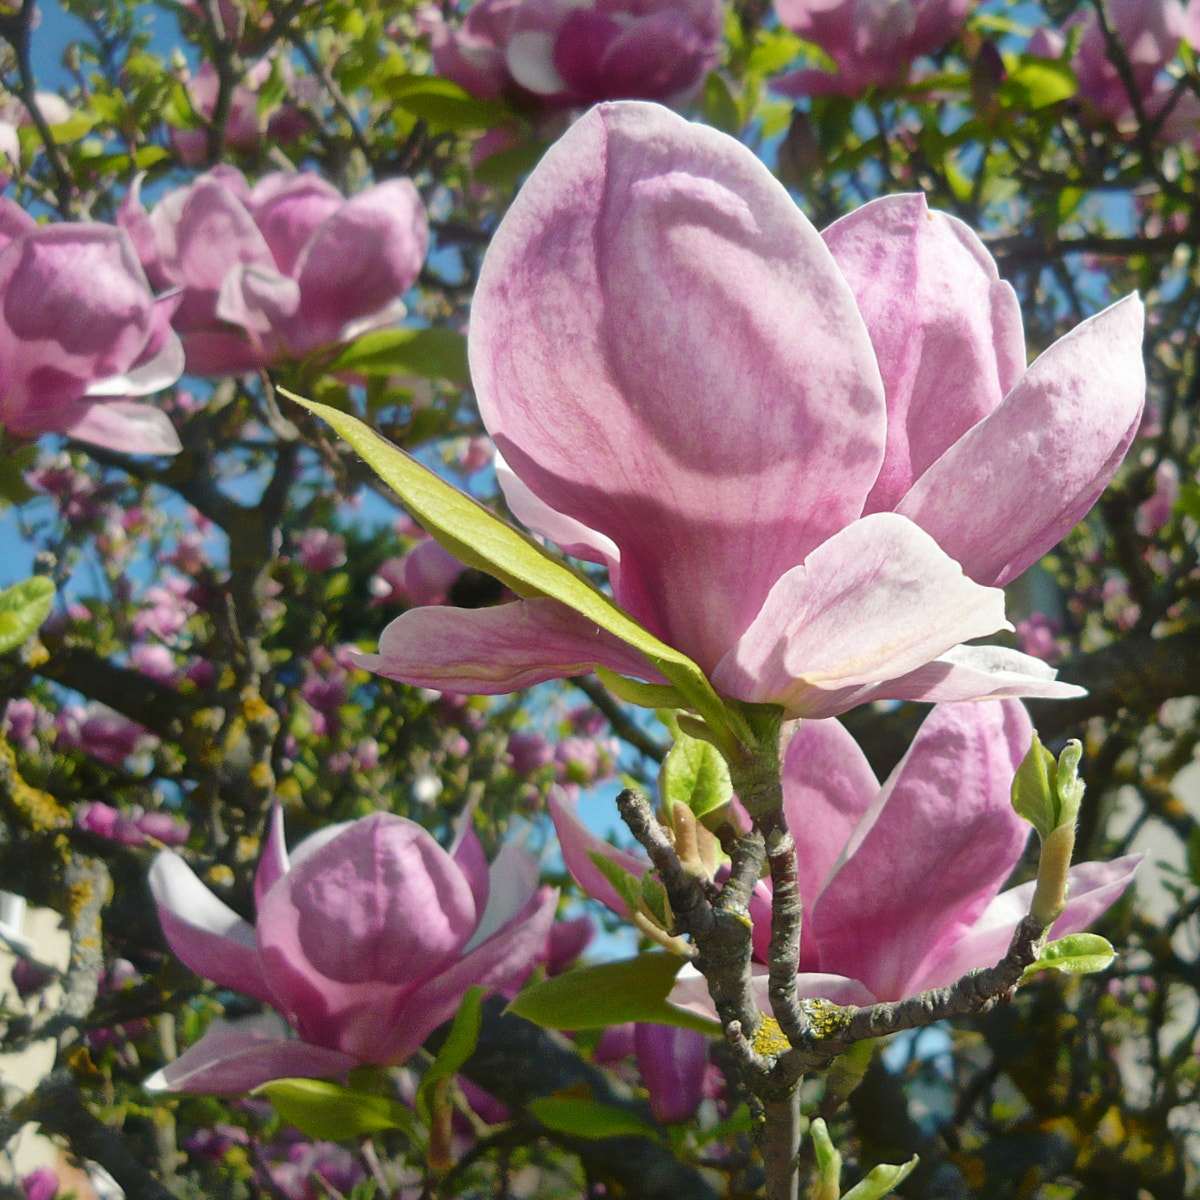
[254,1078,415,1141]
[0,576,54,655]
[1021,933,1117,980]
[528,1095,658,1140]
[1011,732,1084,840]
[508,953,719,1034]
[416,986,484,1125]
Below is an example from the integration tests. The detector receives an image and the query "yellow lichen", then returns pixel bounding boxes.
[751,1015,792,1057]
[0,736,69,830]
[800,997,852,1039]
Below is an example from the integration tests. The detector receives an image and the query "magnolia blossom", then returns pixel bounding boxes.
[119,166,428,375]
[669,701,1140,1016]
[363,102,1144,720]
[0,201,183,453]
[1030,0,1192,128]
[773,0,970,97]
[424,0,723,111]
[146,805,555,1092]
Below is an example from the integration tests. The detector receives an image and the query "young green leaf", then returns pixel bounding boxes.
[840,1155,919,1199]
[1010,731,1059,839]
[0,577,55,656]
[508,953,718,1034]
[528,1095,658,1140]
[255,1078,414,1141]
[659,721,733,820]
[1021,933,1116,980]
[416,986,484,1126]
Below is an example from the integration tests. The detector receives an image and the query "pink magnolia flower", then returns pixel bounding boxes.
[295,528,347,572]
[670,701,1141,1016]
[146,805,555,1093]
[119,166,428,376]
[57,703,159,767]
[362,103,1145,720]
[772,0,970,97]
[424,0,723,112]
[0,201,183,453]
[172,61,269,165]
[634,1023,711,1124]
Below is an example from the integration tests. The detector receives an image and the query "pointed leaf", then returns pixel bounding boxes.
[255,1078,414,1141]
[284,392,735,745]
[416,986,484,1126]
[0,577,55,655]
[810,1117,842,1200]
[329,328,469,385]
[1021,933,1116,980]
[841,1155,920,1199]
[508,953,718,1034]
[589,851,642,914]
[527,1095,657,1140]
[659,722,733,820]
[1010,731,1058,840]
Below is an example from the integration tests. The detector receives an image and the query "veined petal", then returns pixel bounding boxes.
[145,1013,358,1094]
[471,100,885,671]
[55,401,182,456]
[711,513,1008,715]
[359,597,666,694]
[149,851,275,1005]
[897,294,1146,586]
[549,789,647,917]
[779,718,878,967]
[377,885,556,1065]
[822,193,1026,514]
[910,854,1142,993]
[811,701,1033,1001]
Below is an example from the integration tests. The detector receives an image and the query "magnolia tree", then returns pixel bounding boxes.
[0,0,1198,1197]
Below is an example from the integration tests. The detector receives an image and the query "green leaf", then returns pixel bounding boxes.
[1000,56,1077,110]
[255,1078,414,1141]
[640,873,671,929]
[384,75,506,132]
[508,953,718,1034]
[659,720,733,820]
[528,1095,657,1140]
[589,850,642,913]
[472,139,549,188]
[810,1117,842,1200]
[1021,933,1116,980]
[594,666,685,711]
[0,577,54,656]
[702,72,741,136]
[1010,731,1058,840]
[747,29,805,75]
[282,392,737,751]
[1054,740,1085,828]
[329,328,470,385]
[416,986,484,1125]
[841,1155,919,1199]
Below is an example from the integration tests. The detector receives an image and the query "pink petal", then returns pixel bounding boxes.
[54,401,182,455]
[254,801,290,909]
[245,171,344,275]
[843,644,1085,712]
[466,840,541,950]
[149,851,275,1005]
[256,814,479,1054]
[549,789,647,917]
[897,294,1146,586]
[287,179,428,356]
[450,819,492,918]
[359,597,666,695]
[377,884,557,1064]
[470,100,885,673]
[780,717,879,967]
[822,193,1026,514]
[144,1013,358,1094]
[711,513,1009,715]
[811,701,1033,1000]
[172,177,273,291]
[911,854,1142,993]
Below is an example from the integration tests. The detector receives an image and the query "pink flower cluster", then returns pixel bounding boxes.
[119,166,428,375]
[424,0,723,112]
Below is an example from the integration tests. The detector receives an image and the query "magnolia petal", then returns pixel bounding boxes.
[450,819,492,918]
[471,100,885,672]
[811,701,1033,1001]
[377,885,557,1065]
[712,513,1008,715]
[149,851,275,1005]
[464,840,541,951]
[360,597,666,695]
[898,294,1146,586]
[911,854,1142,994]
[549,788,647,917]
[823,193,1026,514]
[145,1013,358,1094]
[254,801,290,910]
[845,644,1086,712]
[56,401,182,456]
[780,718,879,967]
[669,963,875,1023]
